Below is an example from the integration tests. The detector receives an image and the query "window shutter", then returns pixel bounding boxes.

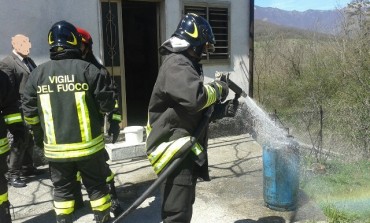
[209,7,229,60]
[184,5,229,61]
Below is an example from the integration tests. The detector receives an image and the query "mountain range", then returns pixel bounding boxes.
[254,6,344,34]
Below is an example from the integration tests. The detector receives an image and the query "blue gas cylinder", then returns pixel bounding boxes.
[263,138,300,211]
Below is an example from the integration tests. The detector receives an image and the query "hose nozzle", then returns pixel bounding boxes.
[215,72,248,98]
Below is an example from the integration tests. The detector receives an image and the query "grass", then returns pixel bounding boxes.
[301,160,370,222]
[322,204,359,223]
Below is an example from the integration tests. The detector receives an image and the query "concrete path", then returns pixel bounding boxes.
[8,134,327,223]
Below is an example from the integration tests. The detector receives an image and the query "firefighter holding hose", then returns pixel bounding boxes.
[146,13,238,222]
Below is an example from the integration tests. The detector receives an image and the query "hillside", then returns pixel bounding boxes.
[254,19,332,41]
[255,5,344,34]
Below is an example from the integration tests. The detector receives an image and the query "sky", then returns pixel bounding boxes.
[255,0,353,12]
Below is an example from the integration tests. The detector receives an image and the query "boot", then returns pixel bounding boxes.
[111,198,124,218]
[56,214,74,223]
[8,176,26,188]
[0,201,12,223]
[93,209,111,223]
[108,181,124,217]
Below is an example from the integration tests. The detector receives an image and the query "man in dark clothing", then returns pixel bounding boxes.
[22,20,116,223]
[76,26,124,217]
[146,13,238,222]
[0,34,42,188]
[0,69,24,223]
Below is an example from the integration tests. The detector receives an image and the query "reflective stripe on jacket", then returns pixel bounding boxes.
[3,113,22,125]
[44,134,105,159]
[148,136,203,174]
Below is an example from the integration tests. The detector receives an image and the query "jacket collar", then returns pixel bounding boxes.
[12,51,30,73]
[12,49,25,61]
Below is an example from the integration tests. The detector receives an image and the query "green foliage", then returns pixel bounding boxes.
[302,160,370,196]
[323,204,359,223]
[254,2,370,159]
[301,160,370,222]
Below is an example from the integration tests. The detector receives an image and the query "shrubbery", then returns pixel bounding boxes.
[254,1,370,161]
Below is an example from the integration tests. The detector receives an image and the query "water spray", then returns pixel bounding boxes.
[215,71,300,211]
[239,86,300,211]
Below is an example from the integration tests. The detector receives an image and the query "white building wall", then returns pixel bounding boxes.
[0,0,101,65]
[164,0,182,39]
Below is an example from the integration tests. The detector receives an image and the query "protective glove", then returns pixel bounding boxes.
[225,98,239,117]
[210,99,239,121]
[108,119,120,143]
[208,80,229,103]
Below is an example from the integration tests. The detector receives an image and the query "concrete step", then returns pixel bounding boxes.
[105,141,146,161]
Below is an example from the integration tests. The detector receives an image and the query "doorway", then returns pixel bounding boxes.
[122,1,158,126]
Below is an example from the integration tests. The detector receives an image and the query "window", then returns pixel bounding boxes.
[184,4,230,61]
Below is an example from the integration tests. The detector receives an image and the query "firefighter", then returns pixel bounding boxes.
[75,26,124,217]
[22,20,115,223]
[146,13,238,222]
[0,68,25,223]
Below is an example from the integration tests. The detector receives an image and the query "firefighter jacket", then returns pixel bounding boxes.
[22,59,116,162]
[146,42,220,180]
[0,70,24,155]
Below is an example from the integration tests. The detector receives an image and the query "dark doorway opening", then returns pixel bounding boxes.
[122,1,158,126]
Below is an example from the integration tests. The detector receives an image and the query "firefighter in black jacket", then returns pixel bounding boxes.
[146,13,237,222]
[0,69,24,223]
[22,21,115,223]
[76,26,124,217]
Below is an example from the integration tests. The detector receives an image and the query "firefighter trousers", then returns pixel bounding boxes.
[161,155,197,223]
[1,152,9,199]
[49,150,111,216]
[0,152,11,223]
